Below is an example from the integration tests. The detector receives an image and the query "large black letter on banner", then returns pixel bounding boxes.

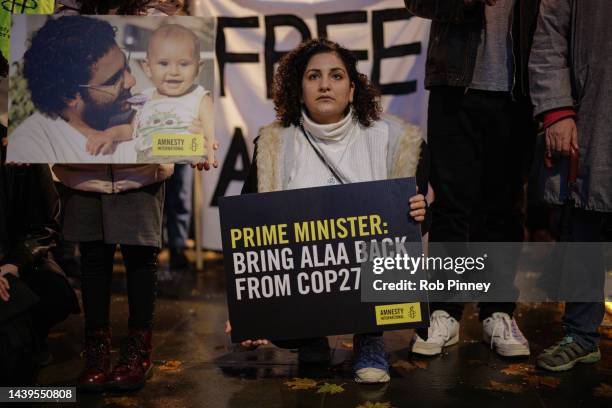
[316,11,368,61]
[211,127,251,206]
[371,8,421,95]
[216,17,260,97]
[264,15,311,99]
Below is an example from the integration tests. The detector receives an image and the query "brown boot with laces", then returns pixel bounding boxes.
[77,328,111,392]
[108,329,153,390]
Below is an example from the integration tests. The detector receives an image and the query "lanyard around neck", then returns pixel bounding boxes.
[299,124,346,185]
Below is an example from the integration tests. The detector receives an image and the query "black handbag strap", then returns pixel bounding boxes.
[299,124,346,184]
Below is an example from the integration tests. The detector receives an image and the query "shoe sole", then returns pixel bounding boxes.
[354,369,391,384]
[537,351,601,372]
[411,333,459,356]
[108,366,154,391]
[482,340,530,357]
[482,334,530,358]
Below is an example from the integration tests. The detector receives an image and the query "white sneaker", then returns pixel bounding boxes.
[411,310,460,356]
[482,312,530,357]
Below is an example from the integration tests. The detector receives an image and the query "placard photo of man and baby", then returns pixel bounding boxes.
[7,14,214,164]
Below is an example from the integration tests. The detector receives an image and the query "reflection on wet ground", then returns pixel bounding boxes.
[36,253,612,407]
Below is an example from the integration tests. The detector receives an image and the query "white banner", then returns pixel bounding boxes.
[193,0,430,250]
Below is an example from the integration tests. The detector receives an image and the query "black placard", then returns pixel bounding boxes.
[220,178,429,342]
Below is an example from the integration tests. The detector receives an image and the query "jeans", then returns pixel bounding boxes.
[551,209,611,349]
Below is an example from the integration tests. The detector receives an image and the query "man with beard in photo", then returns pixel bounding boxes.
[7,16,138,163]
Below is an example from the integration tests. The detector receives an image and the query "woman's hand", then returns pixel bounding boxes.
[225,320,269,349]
[189,119,219,171]
[409,193,427,223]
[0,264,19,278]
[0,264,19,300]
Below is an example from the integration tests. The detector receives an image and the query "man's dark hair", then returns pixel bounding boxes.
[23,16,117,118]
[273,38,381,128]
[79,0,184,15]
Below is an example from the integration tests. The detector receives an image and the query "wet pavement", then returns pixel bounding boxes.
[33,252,612,408]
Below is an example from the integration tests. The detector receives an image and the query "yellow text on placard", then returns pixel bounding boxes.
[152,133,204,156]
[375,303,421,325]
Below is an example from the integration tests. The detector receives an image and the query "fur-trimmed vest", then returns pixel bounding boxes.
[248,115,424,193]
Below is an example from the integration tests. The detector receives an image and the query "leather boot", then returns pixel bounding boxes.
[109,329,153,390]
[77,328,111,392]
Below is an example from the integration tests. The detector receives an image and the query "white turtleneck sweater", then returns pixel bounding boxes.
[287,109,389,189]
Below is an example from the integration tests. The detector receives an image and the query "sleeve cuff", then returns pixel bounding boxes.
[542,108,576,129]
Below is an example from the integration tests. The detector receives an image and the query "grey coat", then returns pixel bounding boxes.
[529,0,612,212]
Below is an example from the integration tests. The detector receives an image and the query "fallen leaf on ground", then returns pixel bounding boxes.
[501,363,536,377]
[317,383,345,394]
[412,360,428,369]
[284,378,318,390]
[356,402,394,408]
[103,396,139,407]
[482,380,524,394]
[392,360,416,371]
[391,359,428,371]
[527,376,561,389]
[150,396,186,408]
[157,360,183,372]
[594,383,612,398]
[341,341,353,350]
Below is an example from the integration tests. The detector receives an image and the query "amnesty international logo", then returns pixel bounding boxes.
[375,303,421,326]
[2,0,39,13]
[152,133,204,157]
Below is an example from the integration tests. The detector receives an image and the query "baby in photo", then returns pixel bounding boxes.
[86,24,213,164]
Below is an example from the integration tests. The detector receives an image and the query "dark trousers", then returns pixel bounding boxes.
[427,87,533,321]
[551,209,611,349]
[80,241,158,331]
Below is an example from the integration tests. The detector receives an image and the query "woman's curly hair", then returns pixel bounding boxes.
[272,38,381,128]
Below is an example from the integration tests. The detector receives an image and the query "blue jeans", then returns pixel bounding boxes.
[165,164,193,249]
[552,209,611,350]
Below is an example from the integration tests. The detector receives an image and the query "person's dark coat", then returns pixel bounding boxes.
[405,0,541,100]
[1,131,79,322]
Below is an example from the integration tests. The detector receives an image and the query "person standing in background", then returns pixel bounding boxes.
[405,0,540,357]
[529,0,612,372]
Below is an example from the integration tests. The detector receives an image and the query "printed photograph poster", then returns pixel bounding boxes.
[7,14,215,164]
[220,178,430,342]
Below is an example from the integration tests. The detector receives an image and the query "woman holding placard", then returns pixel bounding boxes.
[228,38,430,384]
